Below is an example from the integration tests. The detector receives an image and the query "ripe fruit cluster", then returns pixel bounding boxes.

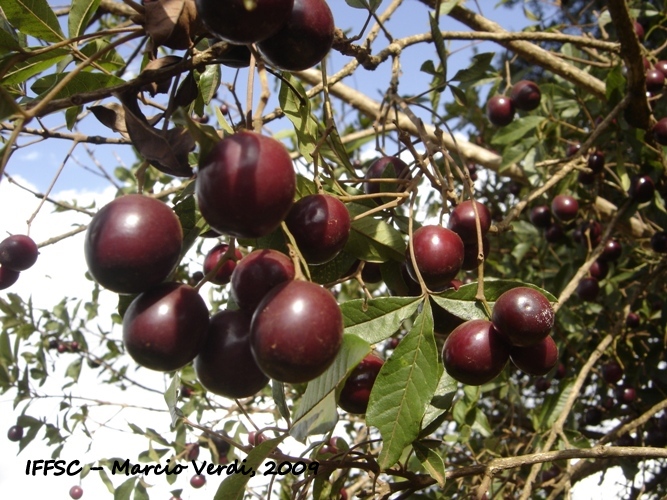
[0,234,38,290]
[487,80,541,127]
[443,287,557,385]
[338,353,384,414]
[196,0,334,71]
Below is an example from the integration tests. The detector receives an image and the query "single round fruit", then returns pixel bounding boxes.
[123,283,209,372]
[7,424,23,442]
[363,156,410,197]
[285,194,351,264]
[186,443,200,461]
[447,200,492,243]
[651,231,667,253]
[84,194,183,294]
[544,224,565,243]
[69,486,83,500]
[196,0,294,44]
[617,386,637,404]
[599,239,622,262]
[634,20,645,41]
[646,69,665,94]
[231,249,295,311]
[602,360,623,384]
[655,61,667,78]
[510,80,541,111]
[578,169,597,185]
[652,118,667,145]
[555,362,566,379]
[566,142,581,158]
[203,243,243,285]
[250,280,343,383]
[535,377,551,392]
[583,407,603,426]
[210,434,231,463]
[587,150,605,174]
[405,225,464,289]
[194,310,269,399]
[0,265,20,290]
[486,95,515,126]
[443,320,510,385]
[248,430,268,446]
[0,234,38,271]
[338,353,384,414]
[491,287,554,347]
[190,474,206,488]
[361,262,382,284]
[626,312,640,328]
[510,336,558,376]
[576,277,599,301]
[530,205,552,229]
[258,0,334,71]
[589,259,609,280]
[551,194,578,222]
[629,175,655,203]
[196,131,296,239]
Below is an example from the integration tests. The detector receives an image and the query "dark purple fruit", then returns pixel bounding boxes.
[566,143,581,158]
[535,377,551,392]
[0,234,38,271]
[461,236,490,271]
[589,259,609,280]
[529,205,552,229]
[218,44,251,68]
[363,156,410,196]
[510,335,558,376]
[578,169,597,185]
[634,21,645,41]
[258,0,334,71]
[69,486,83,500]
[486,95,515,126]
[578,220,602,248]
[602,360,623,384]
[248,430,268,446]
[338,353,384,414]
[285,194,351,264]
[491,287,554,347]
[85,195,183,294]
[651,231,667,253]
[629,175,655,203]
[626,312,640,328]
[655,61,667,77]
[576,277,599,301]
[583,407,603,426]
[203,243,243,285]
[123,283,209,372]
[442,319,510,385]
[190,474,206,488]
[587,150,605,174]
[7,425,23,442]
[196,131,296,239]
[447,200,492,243]
[652,118,667,145]
[194,310,269,399]
[196,0,294,44]
[510,80,541,111]
[186,443,200,461]
[231,249,294,311]
[646,69,665,94]
[551,194,579,222]
[361,262,382,284]
[544,224,565,243]
[599,239,622,262]
[617,386,637,404]
[250,280,343,383]
[555,362,566,379]
[405,225,464,289]
[0,265,19,290]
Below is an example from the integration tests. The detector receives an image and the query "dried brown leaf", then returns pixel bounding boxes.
[140,55,182,96]
[88,103,129,139]
[144,0,204,50]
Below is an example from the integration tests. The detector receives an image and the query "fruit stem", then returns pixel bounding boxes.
[245,47,256,131]
[281,222,311,282]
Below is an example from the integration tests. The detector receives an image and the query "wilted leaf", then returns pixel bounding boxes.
[140,55,182,96]
[144,0,204,50]
[89,103,129,138]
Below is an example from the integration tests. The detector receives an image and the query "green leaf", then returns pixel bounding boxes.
[31,72,125,99]
[272,381,291,423]
[367,299,441,469]
[133,481,149,500]
[65,358,82,381]
[98,468,115,494]
[291,334,370,441]
[213,436,287,500]
[421,370,457,433]
[438,0,460,15]
[414,442,446,488]
[429,12,447,81]
[491,116,545,146]
[450,53,494,83]
[605,64,625,105]
[0,13,21,51]
[3,0,64,42]
[344,0,383,12]
[431,280,557,321]
[114,477,137,500]
[309,251,358,285]
[346,202,406,263]
[531,379,574,431]
[279,73,319,161]
[69,0,101,38]
[198,63,220,105]
[1,49,68,86]
[341,296,421,343]
[164,372,181,427]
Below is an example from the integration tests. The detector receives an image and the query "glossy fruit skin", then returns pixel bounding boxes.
[530,205,552,229]
[7,424,23,442]
[589,259,609,280]
[196,0,294,44]
[443,319,510,386]
[578,220,602,248]
[587,150,605,174]
[338,353,384,414]
[656,61,667,77]
[248,431,268,446]
[629,175,655,203]
[250,280,343,384]
[196,131,296,239]
[651,231,667,253]
[486,95,515,126]
[186,443,200,461]
[566,142,581,157]
[544,224,565,243]
[123,283,209,372]
[194,310,269,399]
[0,265,20,290]
[551,194,578,222]
[69,486,83,500]
[510,80,541,111]
[634,20,645,41]
[652,118,667,145]
[602,360,623,384]
[231,249,294,312]
[618,386,637,404]
[285,194,351,264]
[258,0,334,71]
[406,225,464,289]
[448,200,492,243]
[0,234,38,271]
[491,287,554,347]
[203,244,243,285]
[626,312,640,328]
[190,474,206,488]
[364,156,410,196]
[510,335,558,376]
[576,277,599,301]
[599,239,622,262]
[646,69,665,94]
[218,44,251,68]
[85,195,183,294]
